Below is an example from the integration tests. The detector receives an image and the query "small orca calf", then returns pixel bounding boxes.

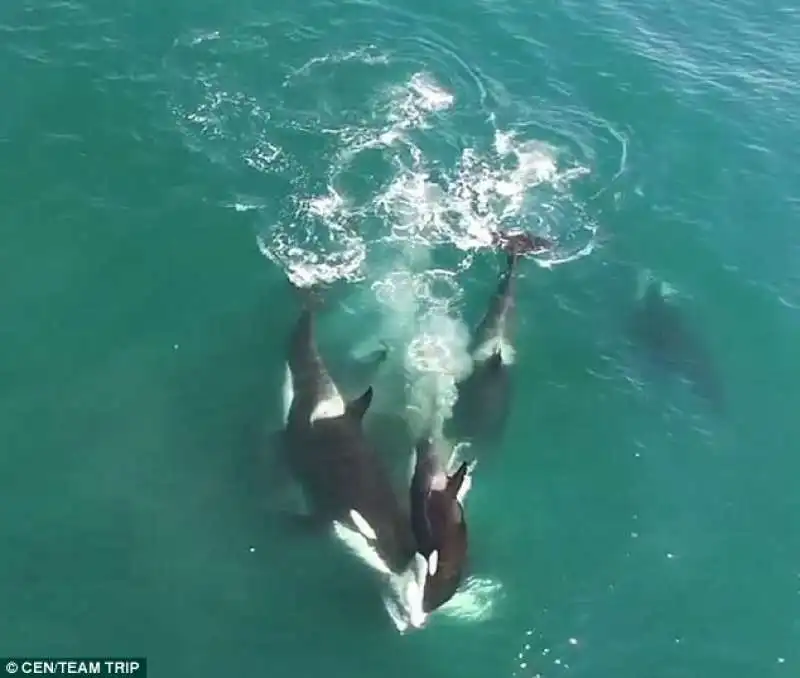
[409,433,475,615]
[446,250,521,446]
[628,271,725,412]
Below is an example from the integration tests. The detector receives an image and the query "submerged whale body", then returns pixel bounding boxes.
[446,252,519,446]
[447,350,511,444]
[628,272,724,412]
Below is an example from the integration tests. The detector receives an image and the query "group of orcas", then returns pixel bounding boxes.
[269,243,723,633]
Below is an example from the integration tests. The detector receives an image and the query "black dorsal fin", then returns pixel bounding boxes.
[346,386,373,421]
[487,349,503,370]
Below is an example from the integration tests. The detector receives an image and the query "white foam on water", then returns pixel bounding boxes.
[437,574,505,624]
[169,38,605,286]
[385,72,456,133]
[284,45,391,87]
[167,21,624,289]
[403,310,475,436]
[249,66,600,287]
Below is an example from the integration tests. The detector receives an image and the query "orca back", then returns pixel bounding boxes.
[285,308,344,428]
[447,354,511,445]
[285,413,417,573]
[409,439,470,614]
[470,258,517,354]
[629,290,725,412]
[420,492,467,613]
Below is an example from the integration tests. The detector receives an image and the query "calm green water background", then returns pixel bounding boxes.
[2,0,799,676]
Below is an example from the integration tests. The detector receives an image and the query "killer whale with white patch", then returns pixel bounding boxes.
[409,432,474,615]
[276,292,427,629]
[446,251,520,446]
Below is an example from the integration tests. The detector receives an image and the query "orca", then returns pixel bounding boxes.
[628,271,725,412]
[275,294,427,630]
[409,433,475,614]
[445,251,520,446]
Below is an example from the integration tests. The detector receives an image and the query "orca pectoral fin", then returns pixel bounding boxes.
[287,278,329,310]
[346,386,374,422]
[334,342,390,403]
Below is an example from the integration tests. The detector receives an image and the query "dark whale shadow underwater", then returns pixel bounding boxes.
[626,269,726,414]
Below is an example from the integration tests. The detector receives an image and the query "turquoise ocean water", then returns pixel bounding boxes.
[2,0,799,675]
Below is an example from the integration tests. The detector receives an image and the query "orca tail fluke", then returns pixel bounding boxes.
[286,276,328,311]
[506,250,519,273]
[490,229,555,263]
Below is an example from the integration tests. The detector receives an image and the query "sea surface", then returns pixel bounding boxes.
[1,0,799,675]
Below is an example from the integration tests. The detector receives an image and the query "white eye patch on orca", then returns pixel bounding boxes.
[427,550,439,577]
[456,467,475,505]
[350,509,377,541]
